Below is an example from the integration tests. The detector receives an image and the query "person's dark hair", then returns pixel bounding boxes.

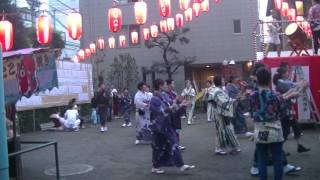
[273,67,288,85]
[314,0,320,4]
[153,79,164,91]
[123,88,128,92]
[213,76,222,87]
[165,79,173,86]
[279,62,288,69]
[137,82,145,90]
[229,76,235,83]
[251,62,266,76]
[257,68,271,86]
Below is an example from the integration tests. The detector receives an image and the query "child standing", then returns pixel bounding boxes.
[120,88,132,127]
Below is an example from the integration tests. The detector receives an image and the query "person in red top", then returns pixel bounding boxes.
[308,0,320,55]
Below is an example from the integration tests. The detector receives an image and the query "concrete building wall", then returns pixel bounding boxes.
[79,0,258,91]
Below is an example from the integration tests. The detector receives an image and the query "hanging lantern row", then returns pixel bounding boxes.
[0,18,13,52]
[109,36,116,49]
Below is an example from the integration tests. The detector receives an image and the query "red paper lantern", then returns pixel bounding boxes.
[195,0,203,2]
[160,19,168,33]
[179,0,190,11]
[0,19,13,51]
[288,8,296,21]
[96,38,105,50]
[274,0,282,10]
[119,35,126,48]
[167,18,175,32]
[36,15,53,45]
[77,49,85,61]
[134,1,147,25]
[185,8,193,22]
[131,31,139,45]
[151,25,159,38]
[176,13,184,27]
[281,2,289,17]
[193,3,201,17]
[201,0,209,12]
[108,36,115,49]
[108,7,122,33]
[85,48,91,58]
[158,0,171,17]
[67,12,82,40]
[143,28,150,41]
[89,43,96,54]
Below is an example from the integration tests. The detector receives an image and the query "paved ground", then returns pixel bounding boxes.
[19,114,320,180]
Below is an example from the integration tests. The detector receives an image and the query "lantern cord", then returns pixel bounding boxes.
[55,0,75,11]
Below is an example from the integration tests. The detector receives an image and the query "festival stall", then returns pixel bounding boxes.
[2,48,59,178]
[264,56,320,124]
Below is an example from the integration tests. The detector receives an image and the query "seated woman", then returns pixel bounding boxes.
[63,105,81,131]
[49,106,80,131]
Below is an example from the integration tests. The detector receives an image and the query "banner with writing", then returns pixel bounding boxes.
[3,51,58,105]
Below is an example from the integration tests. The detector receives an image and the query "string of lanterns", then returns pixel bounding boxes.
[273,0,311,38]
[0,0,222,62]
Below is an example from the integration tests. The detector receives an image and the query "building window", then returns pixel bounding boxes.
[118,0,139,5]
[118,24,141,48]
[233,19,241,34]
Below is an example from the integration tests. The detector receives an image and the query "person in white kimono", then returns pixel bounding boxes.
[181,80,196,125]
[203,80,215,122]
[63,105,81,131]
[208,76,240,155]
[134,82,152,145]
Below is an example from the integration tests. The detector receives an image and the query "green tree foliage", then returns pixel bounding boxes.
[107,54,139,92]
[145,27,196,79]
[0,0,30,49]
[1,0,65,51]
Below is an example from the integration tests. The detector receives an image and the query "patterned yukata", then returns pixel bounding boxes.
[134,90,152,142]
[208,87,240,150]
[120,94,132,125]
[150,91,184,168]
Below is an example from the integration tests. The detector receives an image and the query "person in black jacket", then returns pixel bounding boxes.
[96,83,110,133]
